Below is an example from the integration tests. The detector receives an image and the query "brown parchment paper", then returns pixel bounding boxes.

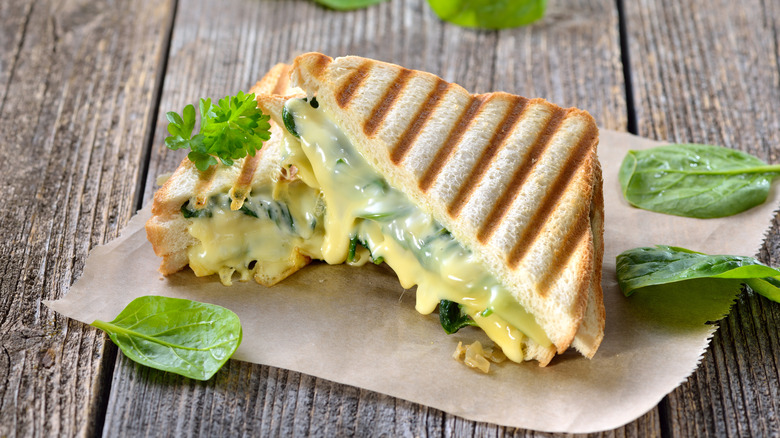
[47,130,780,433]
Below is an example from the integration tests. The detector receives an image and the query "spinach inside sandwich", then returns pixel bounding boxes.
[285,97,552,359]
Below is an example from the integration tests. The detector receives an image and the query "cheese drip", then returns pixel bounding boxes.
[284,98,552,361]
[187,181,325,285]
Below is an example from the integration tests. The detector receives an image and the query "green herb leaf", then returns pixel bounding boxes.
[347,236,359,263]
[347,236,370,263]
[239,203,258,218]
[165,92,271,171]
[282,104,299,138]
[165,104,196,150]
[313,0,387,11]
[617,245,780,304]
[744,277,780,302]
[427,0,546,30]
[438,299,476,334]
[91,296,242,381]
[618,144,780,218]
[180,200,211,219]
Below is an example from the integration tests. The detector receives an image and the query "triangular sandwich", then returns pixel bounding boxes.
[147,54,605,366]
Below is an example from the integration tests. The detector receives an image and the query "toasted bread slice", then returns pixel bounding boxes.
[282,53,604,357]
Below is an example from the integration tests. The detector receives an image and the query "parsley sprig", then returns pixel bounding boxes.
[165,91,271,171]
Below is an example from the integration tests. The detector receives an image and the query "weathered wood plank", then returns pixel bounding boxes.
[623,0,780,436]
[492,2,627,131]
[107,0,643,436]
[0,0,175,436]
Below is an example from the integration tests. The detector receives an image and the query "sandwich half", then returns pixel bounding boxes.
[146,63,314,286]
[146,54,605,366]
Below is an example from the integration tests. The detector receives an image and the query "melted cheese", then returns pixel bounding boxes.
[187,182,324,285]
[184,97,552,363]
[284,99,551,362]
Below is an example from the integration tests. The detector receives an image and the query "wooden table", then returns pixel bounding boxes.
[2,0,779,435]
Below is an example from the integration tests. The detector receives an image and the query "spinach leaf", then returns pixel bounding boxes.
[91,296,242,381]
[313,0,387,11]
[347,236,359,263]
[238,203,258,218]
[180,200,211,219]
[258,199,296,232]
[427,0,546,30]
[347,236,371,263]
[744,277,780,302]
[281,104,299,138]
[617,245,780,303]
[439,299,476,334]
[619,144,780,218]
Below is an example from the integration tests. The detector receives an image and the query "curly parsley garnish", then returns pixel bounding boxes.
[165,91,272,171]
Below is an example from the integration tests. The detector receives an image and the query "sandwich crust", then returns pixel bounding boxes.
[286,53,604,356]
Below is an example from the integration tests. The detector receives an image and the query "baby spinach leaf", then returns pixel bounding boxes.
[347,236,359,263]
[180,200,212,219]
[744,277,780,302]
[617,245,780,304]
[91,296,242,381]
[238,203,258,218]
[619,144,780,218]
[313,0,387,11]
[282,104,299,138]
[439,299,476,334]
[427,0,546,30]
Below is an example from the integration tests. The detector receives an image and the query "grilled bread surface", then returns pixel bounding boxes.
[286,53,604,357]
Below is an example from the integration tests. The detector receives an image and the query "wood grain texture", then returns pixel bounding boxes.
[492,0,627,131]
[0,0,174,436]
[624,0,780,436]
[103,0,651,436]
[105,354,662,437]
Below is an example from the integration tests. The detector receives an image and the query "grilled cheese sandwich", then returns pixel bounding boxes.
[146,54,605,366]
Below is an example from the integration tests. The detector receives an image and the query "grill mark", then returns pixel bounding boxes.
[194,164,217,208]
[229,151,263,209]
[232,68,288,208]
[447,96,529,218]
[336,62,371,108]
[390,79,451,164]
[476,107,566,243]
[271,65,291,95]
[507,120,599,268]
[309,53,330,78]
[536,204,591,295]
[364,68,413,137]
[419,95,488,192]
